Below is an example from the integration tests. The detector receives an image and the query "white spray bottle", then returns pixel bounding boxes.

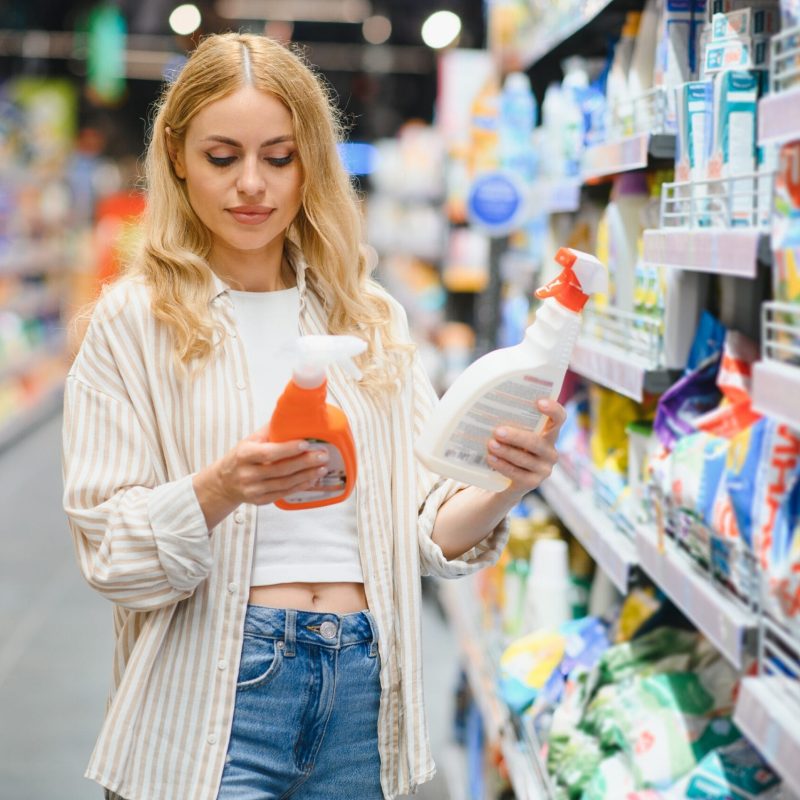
[415,247,607,492]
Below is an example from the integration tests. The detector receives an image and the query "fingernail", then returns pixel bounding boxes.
[496,428,508,439]
[489,440,501,451]
[317,466,328,476]
[316,451,329,462]
[297,441,310,451]
[488,455,498,464]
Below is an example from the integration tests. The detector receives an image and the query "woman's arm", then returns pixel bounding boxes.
[430,399,566,560]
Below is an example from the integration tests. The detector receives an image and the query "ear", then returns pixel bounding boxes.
[165,126,187,180]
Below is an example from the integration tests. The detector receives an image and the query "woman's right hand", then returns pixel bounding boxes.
[192,425,329,530]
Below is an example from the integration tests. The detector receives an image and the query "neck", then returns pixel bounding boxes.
[210,234,294,292]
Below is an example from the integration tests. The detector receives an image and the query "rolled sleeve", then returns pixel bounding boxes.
[148,474,213,592]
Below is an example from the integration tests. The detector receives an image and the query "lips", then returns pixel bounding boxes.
[227,206,274,225]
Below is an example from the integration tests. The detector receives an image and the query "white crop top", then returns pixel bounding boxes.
[228,286,363,587]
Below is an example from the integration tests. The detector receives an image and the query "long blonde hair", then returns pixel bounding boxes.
[129,32,410,391]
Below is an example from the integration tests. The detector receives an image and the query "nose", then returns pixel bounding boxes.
[236,154,265,197]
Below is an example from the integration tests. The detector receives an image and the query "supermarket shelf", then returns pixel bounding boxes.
[643,228,767,278]
[538,465,636,594]
[0,335,67,384]
[570,336,677,402]
[635,526,757,670]
[0,241,66,277]
[0,383,64,453]
[438,579,552,800]
[734,677,800,798]
[582,133,675,181]
[753,360,800,430]
[522,0,617,68]
[4,286,63,320]
[759,86,800,146]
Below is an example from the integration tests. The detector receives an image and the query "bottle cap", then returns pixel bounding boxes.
[534,247,608,312]
[292,335,367,389]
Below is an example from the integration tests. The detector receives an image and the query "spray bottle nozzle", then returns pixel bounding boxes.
[292,335,367,389]
[534,247,607,312]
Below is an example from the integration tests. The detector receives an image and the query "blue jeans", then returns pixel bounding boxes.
[216,605,384,800]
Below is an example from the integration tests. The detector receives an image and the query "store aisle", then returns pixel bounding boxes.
[0,411,457,799]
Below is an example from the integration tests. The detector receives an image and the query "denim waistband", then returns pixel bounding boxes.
[243,605,378,655]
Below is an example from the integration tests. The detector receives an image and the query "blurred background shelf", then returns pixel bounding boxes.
[636,526,758,670]
[570,336,677,402]
[582,132,676,181]
[538,465,636,593]
[643,228,768,278]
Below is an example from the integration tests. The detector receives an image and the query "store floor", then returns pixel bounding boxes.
[0,411,459,800]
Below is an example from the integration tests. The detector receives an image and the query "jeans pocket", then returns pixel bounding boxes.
[235,634,284,691]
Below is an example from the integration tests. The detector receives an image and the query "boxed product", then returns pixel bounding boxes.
[711,7,780,39]
[707,0,781,23]
[676,81,714,183]
[704,35,770,74]
[708,70,759,226]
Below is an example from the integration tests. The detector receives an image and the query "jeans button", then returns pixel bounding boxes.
[320,621,337,639]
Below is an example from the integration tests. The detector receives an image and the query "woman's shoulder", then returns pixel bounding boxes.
[91,276,152,326]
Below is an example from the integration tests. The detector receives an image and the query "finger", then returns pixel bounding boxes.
[488,437,557,472]
[244,439,311,464]
[487,454,553,487]
[246,424,271,443]
[537,399,567,440]
[252,448,330,478]
[250,464,328,503]
[493,427,558,464]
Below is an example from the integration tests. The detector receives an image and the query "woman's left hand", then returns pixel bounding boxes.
[487,398,567,499]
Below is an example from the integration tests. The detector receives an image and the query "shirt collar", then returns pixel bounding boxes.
[208,239,308,305]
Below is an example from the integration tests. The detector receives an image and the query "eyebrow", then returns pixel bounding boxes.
[200,135,295,147]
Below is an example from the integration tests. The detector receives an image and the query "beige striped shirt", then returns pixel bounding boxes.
[62,250,509,800]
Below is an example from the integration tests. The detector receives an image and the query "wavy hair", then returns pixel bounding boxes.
[128,32,411,391]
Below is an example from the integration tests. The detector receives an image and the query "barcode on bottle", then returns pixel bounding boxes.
[445,449,486,465]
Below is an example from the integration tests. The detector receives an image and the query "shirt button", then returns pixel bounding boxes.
[217,660,227,671]
[229,329,238,339]
[236,380,246,390]
[227,582,238,594]
[233,511,244,524]
[207,734,218,745]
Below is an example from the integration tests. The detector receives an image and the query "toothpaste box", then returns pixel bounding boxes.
[704,34,770,74]
[711,7,780,39]
[676,81,715,184]
[709,70,759,226]
[707,0,780,24]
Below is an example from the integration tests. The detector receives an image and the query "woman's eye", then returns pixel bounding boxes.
[207,154,236,167]
[268,155,294,167]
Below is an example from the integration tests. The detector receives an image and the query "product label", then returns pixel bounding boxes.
[283,440,347,504]
[443,374,554,470]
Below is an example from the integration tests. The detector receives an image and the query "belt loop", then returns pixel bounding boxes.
[364,611,379,658]
[284,609,296,657]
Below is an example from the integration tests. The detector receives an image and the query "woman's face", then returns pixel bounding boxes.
[171,86,303,266]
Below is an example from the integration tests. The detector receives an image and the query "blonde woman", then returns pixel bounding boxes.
[62,33,565,800]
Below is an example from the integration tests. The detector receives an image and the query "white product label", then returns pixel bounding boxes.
[442,375,554,470]
[283,440,347,504]
[728,110,755,223]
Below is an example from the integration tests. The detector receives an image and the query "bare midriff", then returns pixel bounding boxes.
[248,581,368,614]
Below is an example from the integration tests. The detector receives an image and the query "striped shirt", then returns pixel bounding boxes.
[62,249,509,800]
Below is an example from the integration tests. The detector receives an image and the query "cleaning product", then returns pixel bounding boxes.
[268,335,366,511]
[415,248,607,492]
[499,71,537,184]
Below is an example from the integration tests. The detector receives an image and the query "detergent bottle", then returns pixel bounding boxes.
[269,335,366,511]
[415,248,607,492]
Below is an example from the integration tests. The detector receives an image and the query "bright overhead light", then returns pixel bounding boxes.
[169,4,202,35]
[362,15,391,45]
[421,10,461,49]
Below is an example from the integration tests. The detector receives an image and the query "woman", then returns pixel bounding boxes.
[62,33,564,800]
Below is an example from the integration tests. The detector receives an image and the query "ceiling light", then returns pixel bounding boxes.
[169,4,202,35]
[421,10,461,49]
[362,15,391,45]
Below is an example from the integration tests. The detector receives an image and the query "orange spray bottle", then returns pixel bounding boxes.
[268,335,367,511]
